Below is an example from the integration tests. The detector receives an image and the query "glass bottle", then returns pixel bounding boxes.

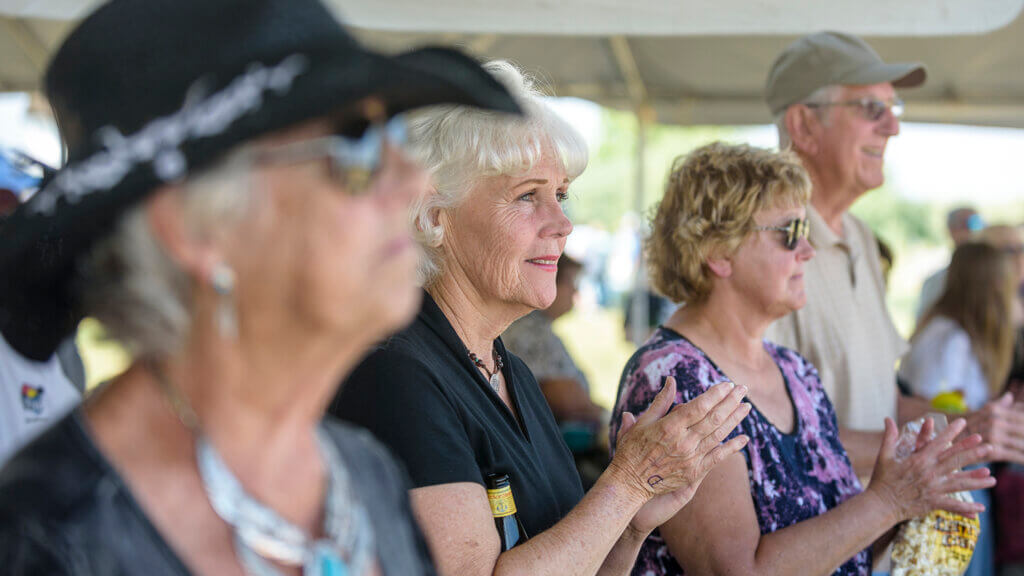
[485,473,527,551]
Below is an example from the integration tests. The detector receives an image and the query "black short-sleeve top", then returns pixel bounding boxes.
[329,292,584,537]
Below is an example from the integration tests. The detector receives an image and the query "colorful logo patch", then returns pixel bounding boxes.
[21,384,44,415]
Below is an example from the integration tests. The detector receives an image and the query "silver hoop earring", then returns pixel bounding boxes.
[210,264,237,340]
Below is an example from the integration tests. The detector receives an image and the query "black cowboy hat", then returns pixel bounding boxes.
[0,0,521,361]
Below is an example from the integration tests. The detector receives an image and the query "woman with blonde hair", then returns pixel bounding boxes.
[900,242,1017,576]
[612,142,994,576]
[901,242,1017,410]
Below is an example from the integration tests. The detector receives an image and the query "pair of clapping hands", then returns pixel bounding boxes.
[611,377,995,536]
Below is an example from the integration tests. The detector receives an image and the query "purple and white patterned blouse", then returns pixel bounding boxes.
[611,327,871,576]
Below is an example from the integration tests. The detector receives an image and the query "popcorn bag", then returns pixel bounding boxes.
[890,415,980,576]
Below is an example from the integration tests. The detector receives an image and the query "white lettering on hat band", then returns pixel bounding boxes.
[28,54,310,216]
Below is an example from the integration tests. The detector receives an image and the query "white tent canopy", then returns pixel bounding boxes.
[2,0,1024,127]
[2,0,1020,344]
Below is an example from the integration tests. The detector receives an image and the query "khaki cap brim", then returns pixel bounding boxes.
[839,62,927,89]
[765,31,928,116]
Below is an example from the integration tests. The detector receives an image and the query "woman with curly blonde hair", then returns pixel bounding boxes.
[611,142,995,576]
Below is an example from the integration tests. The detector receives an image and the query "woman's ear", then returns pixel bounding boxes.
[706,254,733,279]
[786,105,820,157]
[412,184,437,227]
[145,187,221,283]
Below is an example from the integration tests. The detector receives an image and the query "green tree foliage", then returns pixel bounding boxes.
[850,183,944,248]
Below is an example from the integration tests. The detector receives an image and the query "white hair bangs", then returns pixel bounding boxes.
[408,60,589,287]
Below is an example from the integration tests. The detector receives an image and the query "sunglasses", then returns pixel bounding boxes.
[755,218,809,250]
[805,97,904,122]
[248,113,408,195]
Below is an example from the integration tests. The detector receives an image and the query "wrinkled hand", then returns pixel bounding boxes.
[867,417,995,523]
[609,377,750,533]
[964,392,1024,464]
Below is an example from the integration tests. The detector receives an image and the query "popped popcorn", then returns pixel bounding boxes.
[890,415,980,576]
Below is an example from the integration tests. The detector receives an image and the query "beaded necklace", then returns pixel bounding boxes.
[468,349,504,393]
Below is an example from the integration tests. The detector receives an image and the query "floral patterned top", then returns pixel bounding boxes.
[611,327,871,576]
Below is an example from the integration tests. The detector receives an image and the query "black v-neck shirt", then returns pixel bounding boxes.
[329,292,584,537]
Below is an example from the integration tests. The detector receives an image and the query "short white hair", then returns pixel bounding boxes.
[775,84,841,150]
[76,148,257,359]
[408,60,589,287]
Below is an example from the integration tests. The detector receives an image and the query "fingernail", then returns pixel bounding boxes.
[726,381,735,389]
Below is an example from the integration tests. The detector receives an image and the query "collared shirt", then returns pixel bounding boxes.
[766,205,908,431]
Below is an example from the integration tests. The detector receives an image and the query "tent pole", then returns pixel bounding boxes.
[609,35,656,346]
[629,106,653,346]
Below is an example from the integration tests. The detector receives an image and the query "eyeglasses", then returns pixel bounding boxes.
[805,97,904,121]
[755,218,809,250]
[248,113,408,195]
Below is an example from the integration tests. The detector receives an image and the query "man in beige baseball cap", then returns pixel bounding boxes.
[765,31,925,118]
[764,31,1024,487]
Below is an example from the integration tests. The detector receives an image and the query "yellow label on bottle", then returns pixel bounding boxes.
[487,485,517,518]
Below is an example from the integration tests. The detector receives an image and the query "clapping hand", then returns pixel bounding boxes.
[964,392,1024,465]
[611,377,751,535]
[867,417,995,523]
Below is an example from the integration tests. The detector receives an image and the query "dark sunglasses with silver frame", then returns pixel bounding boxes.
[247,113,408,196]
[755,217,810,250]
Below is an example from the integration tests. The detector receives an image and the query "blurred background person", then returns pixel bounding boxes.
[502,253,610,489]
[917,206,984,320]
[900,242,1017,576]
[977,224,1024,576]
[901,242,1017,413]
[623,289,676,346]
[0,147,84,466]
[0,0,523,573]
[331,61,751,576]
[614,142,994,576]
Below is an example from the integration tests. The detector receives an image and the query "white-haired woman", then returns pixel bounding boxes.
[0,1,522,574]
[329,62,751,576]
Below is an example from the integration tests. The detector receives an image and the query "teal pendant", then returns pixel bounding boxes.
[317,547,347,576]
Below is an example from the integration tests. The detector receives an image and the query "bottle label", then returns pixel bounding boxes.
[487,485,518,518]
